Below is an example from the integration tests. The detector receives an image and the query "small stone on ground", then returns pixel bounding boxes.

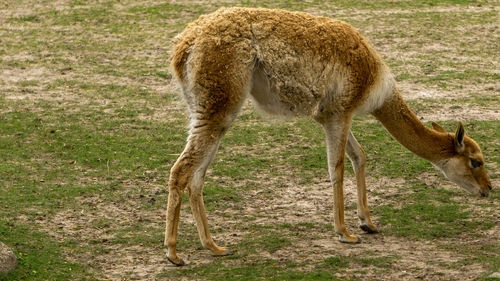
[0,241,18,273]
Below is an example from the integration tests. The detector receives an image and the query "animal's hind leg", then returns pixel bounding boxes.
[165,118,236,265]
[186,124,231,257]
[166,37,254,265]
[345,131,378,233]
[165,130,209,266]
[165,79,250,265]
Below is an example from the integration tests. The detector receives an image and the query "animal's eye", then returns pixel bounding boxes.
[471,159,482,168]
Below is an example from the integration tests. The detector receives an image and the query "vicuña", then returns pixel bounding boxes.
[165,7,493,266]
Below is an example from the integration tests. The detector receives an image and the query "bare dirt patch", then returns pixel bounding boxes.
[30,192,168,280]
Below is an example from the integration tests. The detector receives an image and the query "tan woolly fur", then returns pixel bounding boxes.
[165,7,493,266]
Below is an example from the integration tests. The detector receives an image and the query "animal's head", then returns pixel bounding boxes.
[433,122,493,197]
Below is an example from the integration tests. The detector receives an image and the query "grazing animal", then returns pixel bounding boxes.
[165,7,493,266]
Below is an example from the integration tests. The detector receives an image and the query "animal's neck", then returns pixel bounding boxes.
[372,88,453,163]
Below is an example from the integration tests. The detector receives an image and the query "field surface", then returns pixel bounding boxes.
[0,0,499,280]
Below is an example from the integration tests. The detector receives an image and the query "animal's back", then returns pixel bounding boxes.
[171,7,394,118]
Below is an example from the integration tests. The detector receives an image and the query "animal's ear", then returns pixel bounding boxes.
[454,122,465,153]
[431,122,447,133]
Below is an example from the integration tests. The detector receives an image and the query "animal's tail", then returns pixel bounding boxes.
[170,34,192,83]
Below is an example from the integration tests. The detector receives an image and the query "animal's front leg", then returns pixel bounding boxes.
[346,131,378,234]
[330,159,360,243]
[322,117,360,243]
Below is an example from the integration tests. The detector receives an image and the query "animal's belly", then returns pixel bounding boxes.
[249,65,325,117]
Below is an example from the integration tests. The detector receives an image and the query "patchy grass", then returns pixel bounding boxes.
[0,221,95,281]
[376,186,493,239]
[167,258,348,281]
[0,0,498,280]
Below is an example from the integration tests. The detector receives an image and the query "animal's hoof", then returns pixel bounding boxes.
[339,234,361,244]
[214,247,233,257]
[166,254,186,266]
[360,223,378,234]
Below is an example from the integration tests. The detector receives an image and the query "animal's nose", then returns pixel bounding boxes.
[480,190,489,197]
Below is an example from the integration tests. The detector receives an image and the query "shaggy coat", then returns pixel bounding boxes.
[172,7,393,121]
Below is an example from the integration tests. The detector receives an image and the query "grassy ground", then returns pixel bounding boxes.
[0,0,499,280]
